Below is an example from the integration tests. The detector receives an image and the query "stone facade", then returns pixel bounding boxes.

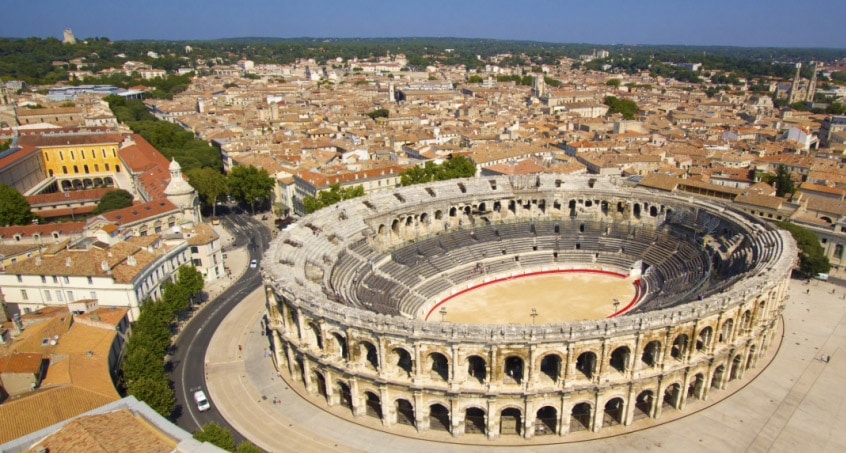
[264,174,796,441]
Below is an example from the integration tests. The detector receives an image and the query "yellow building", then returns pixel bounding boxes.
[17,133,125,185]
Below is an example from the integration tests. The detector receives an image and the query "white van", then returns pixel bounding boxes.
[815,273,829,281]
[194,390,211,412]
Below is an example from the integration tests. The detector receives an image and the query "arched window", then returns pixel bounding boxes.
[500,408,522,436]
[570,403,592,432]
[603,397,625,427]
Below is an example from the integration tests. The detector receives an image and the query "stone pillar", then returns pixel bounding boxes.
[414,392,426,432]
[350,378,364,417]
[623,384,637,426]
[524,398,536,439]
[379,387,391,427]
[450,397,463,436]
[301,358,313,393]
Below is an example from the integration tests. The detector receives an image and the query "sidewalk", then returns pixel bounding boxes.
[204,277,846,452]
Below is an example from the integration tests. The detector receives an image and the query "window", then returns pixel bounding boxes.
[70,150,74,159]
[21,289,28,300]
[193,258,202,266]
[56,290,64,302]
[63,276,69,284]
[190,246,199,253]
[87,276,93,284]
[66,290,74,301]
[44,290,52,301]
[90,291,97,300]
[16,274,22,282]
[53,276,59,283]
[41,275,46,283]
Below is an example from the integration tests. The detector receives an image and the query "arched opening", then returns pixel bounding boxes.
[696,327,712,351]
[396,399,415,427]
[539,354,561,383]
[576,351,597,379]
[649,205,658,217]
[603,397,625,427]
[729,354,743,381]
[746,345,757,370]
[633,203,641,219]
[633,390,654,420]
[504,356,524,384]
[642,340,661,367]
[428,352,449,381]
[465,408,486,435]
[377,224,386,235]
[307,322,323,350]
[610,346,631,374]
[570,402,593,432]
[314,371,327,400]
[337,381,352,411]
[405,216,413,226]
[671,334,688,360]
[360,341,379,370]
[434,209,443,220]
[719,319,734,343]
[535,406,557,435]
[467,355,486,384]
[429,404,450,432]
[449,207,457,217]
[391,219,400,234]
[83,164,90,174]
[688,373,705,400]
[364,391,382,419]
[712,365,725,389]
[392,348,412,377]
[601,200,609,215]
[500,408,522,436]
[663,383,681,411]
[331,332,347,359]
[420,212,429,225]
[568,199,577,216]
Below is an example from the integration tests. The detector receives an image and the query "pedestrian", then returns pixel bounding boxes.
[238,344,242,351]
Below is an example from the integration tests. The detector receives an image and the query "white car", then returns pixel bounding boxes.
[250,259,258,269]
[194,390,211,412]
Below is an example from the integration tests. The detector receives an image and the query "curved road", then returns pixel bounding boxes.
[170,212,272,441]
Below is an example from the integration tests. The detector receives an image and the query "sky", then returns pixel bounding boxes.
[4,0,845,48]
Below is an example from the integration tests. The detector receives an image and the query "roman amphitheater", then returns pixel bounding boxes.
[262,174,796,442]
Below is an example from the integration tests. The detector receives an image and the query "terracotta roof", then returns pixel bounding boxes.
[0,144,40,170]
[98,199,179,227]
[16,133,123,148]
[27,188,115,207]
[30,409,176,453]
[638,173,680,191]
[0,352,43,374]
[0,222,85,240]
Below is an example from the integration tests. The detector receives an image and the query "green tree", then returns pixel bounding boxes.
[186,167,229,218]
[0,183,35,226]
[194,422,236,451]
[228,165,275,214]
[776,222,831,278]
[126,375,175,417]
[303,183,365,214]
[605,78,621,88]
[0,139,10,152]
[773,165,795,197]
[467,75,483,83]
[236,441,266,453]
[92,189,134,214]
[604,96,639,120]
[399,156,476,186]
[366,108,389,120]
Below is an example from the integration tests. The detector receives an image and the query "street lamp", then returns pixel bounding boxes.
[530,308,538,324]
[439,306,447,322]
[612,299,621,315]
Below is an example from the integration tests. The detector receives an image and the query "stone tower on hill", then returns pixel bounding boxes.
[62,28,76,45]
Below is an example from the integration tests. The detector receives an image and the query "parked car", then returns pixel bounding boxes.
[250,259,258,269]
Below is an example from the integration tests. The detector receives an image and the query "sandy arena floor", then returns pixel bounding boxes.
[426,271,638,324]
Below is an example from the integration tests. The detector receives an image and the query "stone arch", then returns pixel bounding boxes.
[696,326,713,351]
[570,402,593,432]
[535,406,557,435]
[504,355,524,384]
[449,206,457,217]
[576,351,597,379]
[337,380,352,411]
[499,407,522,436]
[741,309,752,331]
[649,205,658,217]
[434,209,443,220]
[427,352,449,381]
[306,322,323,350]
[746,345,757,370]
[633,389,655,420]
[330,332,347,359]
[378,224,386,235]
[719,318,734,343]
[603,397,625,427]
[466,355,486,384]
[688,373,705,400]
[539,353,562,383]
[419,212,429,225]
[358,340,379,370]
[609,345,631,374]
[712,364,726,389]
[405,215,414,226]
[671,334,688,360]
[464,407,486,435]
[391,219,400,234]
[633,203,642,219]
[641,340,661,367]
[313,370,327,400]
[364,391,382,419]
[391,347,413,377]
[662,382,682,411]
[729,354,743,381]
[395,399,415,427]
[429,403,450,432]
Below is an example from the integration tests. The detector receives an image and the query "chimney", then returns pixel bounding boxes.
[65,257,72,267]
[126,255,137,266]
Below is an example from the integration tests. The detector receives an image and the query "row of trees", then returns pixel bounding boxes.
[186,165,275,216]
[604,96,639,120]
[120,266,204,417]
[399,155,476,186]
[776,221,831,278]
[194,422,264,452]
[302,183,364,214]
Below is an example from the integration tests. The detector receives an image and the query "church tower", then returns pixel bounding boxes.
[531,75,547,99]
[806,63,819,104]
[388,83,396,103]
[787,63,803,104]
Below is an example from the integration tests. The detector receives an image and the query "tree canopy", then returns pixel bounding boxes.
[399,155,476,186]
[773,164,796,197]
[366,108,389,120]
[194,422,235,451]
[604,96,639,120]
[227,165,275,214]
[186,167,229,217]
[302,183,365,214]
[0,183,35,226]
[92,189,134,215]
[776,221,831,278]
